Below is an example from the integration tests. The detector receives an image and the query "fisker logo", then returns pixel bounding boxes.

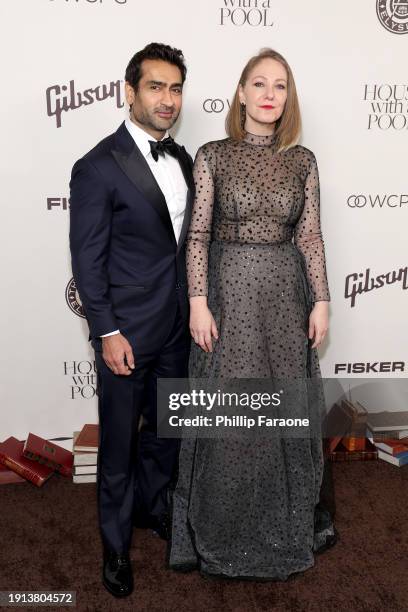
[203,99,230,113]
[66,277,85,318]
[377,0,408,34]
[47,197,69,210]
[334,362,405,374]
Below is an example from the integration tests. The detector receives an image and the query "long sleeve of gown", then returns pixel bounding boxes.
[186,146,215,297]
[294,152,330,302]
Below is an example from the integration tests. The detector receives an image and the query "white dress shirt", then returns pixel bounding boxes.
[101,119,188,337]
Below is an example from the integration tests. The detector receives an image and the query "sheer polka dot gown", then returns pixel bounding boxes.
[169,133,334,580]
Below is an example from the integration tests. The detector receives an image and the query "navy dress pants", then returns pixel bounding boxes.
[94,306,190,553]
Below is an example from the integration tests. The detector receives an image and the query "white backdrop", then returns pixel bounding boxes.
[1,0,407,441]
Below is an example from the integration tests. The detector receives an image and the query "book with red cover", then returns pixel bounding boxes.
[0,437,54,486]
[329,438,378,462]
[0,463,26,485]
[372,438,408,456]
[23,433,73,477]
[74,424,99,452]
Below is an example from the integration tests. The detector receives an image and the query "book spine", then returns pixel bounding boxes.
[0,454,45,487]
[367,430,401,441]
[23,450,59,470]
[22,450,71,477]
[329,451,378,462]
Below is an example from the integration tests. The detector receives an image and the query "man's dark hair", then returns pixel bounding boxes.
[125,42,187,90]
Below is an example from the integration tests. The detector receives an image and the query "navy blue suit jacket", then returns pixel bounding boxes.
[69,121,194,355]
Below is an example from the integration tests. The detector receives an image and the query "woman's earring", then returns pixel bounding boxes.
[240,102,246,128]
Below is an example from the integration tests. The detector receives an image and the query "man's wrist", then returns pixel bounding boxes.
[100,329,120,338]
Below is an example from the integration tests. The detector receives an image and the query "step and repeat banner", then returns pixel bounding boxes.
[1,0,407,440]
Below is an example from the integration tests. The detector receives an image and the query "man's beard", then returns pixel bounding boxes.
[132,105,179,132]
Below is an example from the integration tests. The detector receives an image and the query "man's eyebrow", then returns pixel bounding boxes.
[146,80,183,88]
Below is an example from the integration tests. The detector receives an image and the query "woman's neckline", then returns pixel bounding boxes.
[243,131,277,147]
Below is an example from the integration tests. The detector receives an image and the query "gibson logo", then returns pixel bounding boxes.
[377,0,408,34]
[345,266,408,307]
[46,79,123,128]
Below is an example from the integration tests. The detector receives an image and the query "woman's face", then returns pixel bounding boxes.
[239,58,288,133]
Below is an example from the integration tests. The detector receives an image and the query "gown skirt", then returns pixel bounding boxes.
[168,238,336,581]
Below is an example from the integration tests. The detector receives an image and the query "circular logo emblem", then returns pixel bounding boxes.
[65,277,85,318]
[203,99,228,113]
[377,0,408,34]
[347,195,367,208]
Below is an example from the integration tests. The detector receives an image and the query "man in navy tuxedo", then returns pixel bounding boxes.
[69,43,193,598]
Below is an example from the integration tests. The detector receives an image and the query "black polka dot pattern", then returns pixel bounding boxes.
[187,132,330,303]
[169,132,335,580]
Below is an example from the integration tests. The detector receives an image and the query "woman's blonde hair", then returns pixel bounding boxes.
[225,48,301,152]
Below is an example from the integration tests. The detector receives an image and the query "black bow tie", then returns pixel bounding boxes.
[148,137,179,162]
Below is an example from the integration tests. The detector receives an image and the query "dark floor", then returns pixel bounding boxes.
[0,461,407,612]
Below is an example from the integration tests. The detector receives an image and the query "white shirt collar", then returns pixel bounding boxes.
[125,118,169,159]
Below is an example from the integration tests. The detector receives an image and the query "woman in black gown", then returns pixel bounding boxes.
[169,48,336,580]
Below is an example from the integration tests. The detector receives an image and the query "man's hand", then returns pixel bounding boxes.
[102,333,135,375]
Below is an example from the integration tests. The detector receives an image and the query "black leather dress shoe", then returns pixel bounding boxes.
[102,550,133,598]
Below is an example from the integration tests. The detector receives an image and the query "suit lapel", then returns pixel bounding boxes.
[176,145,195,254]
[111,122,176,246]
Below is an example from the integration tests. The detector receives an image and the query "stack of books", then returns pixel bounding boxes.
[0,434,74,486]
[366,410,408,467]
[73,424,99,483]
[326,400,378,461]
[326,401,408,467]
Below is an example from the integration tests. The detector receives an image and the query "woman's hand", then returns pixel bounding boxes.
[189,296,219,352]
[308,301,329,349]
